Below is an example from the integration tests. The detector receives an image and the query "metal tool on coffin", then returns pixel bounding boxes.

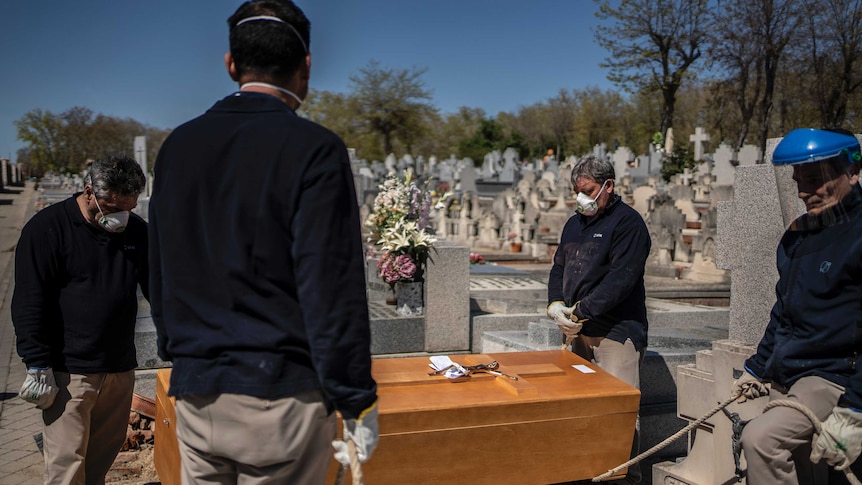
[428,357,518,381]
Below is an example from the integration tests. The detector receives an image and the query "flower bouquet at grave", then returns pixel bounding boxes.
[366,169,436,286]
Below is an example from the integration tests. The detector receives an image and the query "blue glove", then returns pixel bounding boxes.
[333,401,379,464]
[19,367,58,409]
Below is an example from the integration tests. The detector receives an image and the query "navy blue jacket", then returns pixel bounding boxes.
[548,194,650,350]
[12,195,148,373]
[149,92,376,419]
[745,184,862,410]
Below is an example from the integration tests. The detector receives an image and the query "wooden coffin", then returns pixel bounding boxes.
[156,350,640,484]
[154,369,180,485]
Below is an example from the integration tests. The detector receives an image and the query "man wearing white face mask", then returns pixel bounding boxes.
[12,155,148,484]
[548,155,650,484]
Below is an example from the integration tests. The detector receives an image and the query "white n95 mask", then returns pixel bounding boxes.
[98,211,130,233]
[574,180,609,217]
[93,196,130,233]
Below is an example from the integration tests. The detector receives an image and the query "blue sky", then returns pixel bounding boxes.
[0,1,615,162]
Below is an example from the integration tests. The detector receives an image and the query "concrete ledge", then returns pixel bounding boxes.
[471,313,547,353]
[470,297,545,314]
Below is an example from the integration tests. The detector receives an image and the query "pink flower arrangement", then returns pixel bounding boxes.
[367,169,436,285]
[469,253,486,265]
[377,252,418,284]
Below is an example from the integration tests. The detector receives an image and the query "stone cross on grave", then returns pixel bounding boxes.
[680,168,695,185]
[689,127,711,161]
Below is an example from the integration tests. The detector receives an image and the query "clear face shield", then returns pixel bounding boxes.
[773,128,861,218]
[791,156,858,217]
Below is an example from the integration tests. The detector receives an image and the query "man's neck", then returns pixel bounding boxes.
[239,80,302,110]
[75,192,96,225]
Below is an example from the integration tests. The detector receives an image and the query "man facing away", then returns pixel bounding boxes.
[148,1,378,483]
[547,155,650,484]
[12,155,148,485]
[732,128,862,484]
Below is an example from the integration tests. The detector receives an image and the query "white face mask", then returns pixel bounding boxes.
[575,180,609,217]
[240,82,304,108]
[92,197,130,233]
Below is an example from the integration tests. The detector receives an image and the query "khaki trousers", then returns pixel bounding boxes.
[42,371,135,485]
[741,376,843,485]
[175,390,337,485]
[573,336,644,484]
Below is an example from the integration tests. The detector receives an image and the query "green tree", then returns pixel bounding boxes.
[349,60,437,156]
[796,0,862,128]
[14,109,65,174]
[458,118,506,163]
[660,144,697,182]
[302,89,381,158]
[546,90,577,158]
[571,86,629,154]
[707,0,803,154]
[439,107,486,158]
[594,0,710,137]
[15,107,171,175]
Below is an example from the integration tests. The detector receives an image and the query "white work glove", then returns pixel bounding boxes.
[548,301,580,338]
[810,406,862,470]
[333,401,379,465]
[19,367,58,409]
[730,369,769,403]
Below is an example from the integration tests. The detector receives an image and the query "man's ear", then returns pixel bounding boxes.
[225,52,239,82]
[301,54,311,80]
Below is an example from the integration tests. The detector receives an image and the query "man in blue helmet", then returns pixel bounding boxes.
[730,128,862,483]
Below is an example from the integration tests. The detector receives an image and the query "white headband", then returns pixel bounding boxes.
[234,15,308,54]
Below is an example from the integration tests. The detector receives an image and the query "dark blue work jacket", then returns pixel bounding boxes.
[149,92,376,419]
[548,194,650,351]
[746,184,862,410]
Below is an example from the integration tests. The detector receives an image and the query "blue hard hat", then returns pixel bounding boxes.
[772,128,861,165]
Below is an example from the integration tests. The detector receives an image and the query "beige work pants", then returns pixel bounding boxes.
[741,375,843,485]
[175,390,337,485]
[42,371,135,485]
[572,336,644,484]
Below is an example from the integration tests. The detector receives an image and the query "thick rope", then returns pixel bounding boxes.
[592,393,860,483]
[347,439,364,485]
[333,438,364,485]
[591,392,740,481]
[764,400,860,485]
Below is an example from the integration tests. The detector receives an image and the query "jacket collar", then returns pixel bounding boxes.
[210,91,298,115]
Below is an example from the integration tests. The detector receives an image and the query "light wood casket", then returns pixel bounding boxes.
[156,350,639,484]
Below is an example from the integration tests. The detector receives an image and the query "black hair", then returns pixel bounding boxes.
[227,0,310,83]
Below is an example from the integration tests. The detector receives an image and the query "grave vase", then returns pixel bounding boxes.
[395,281,424,316]
[385,286,397,306]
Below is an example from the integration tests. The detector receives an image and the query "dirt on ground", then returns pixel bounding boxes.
[106,444,159,485]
